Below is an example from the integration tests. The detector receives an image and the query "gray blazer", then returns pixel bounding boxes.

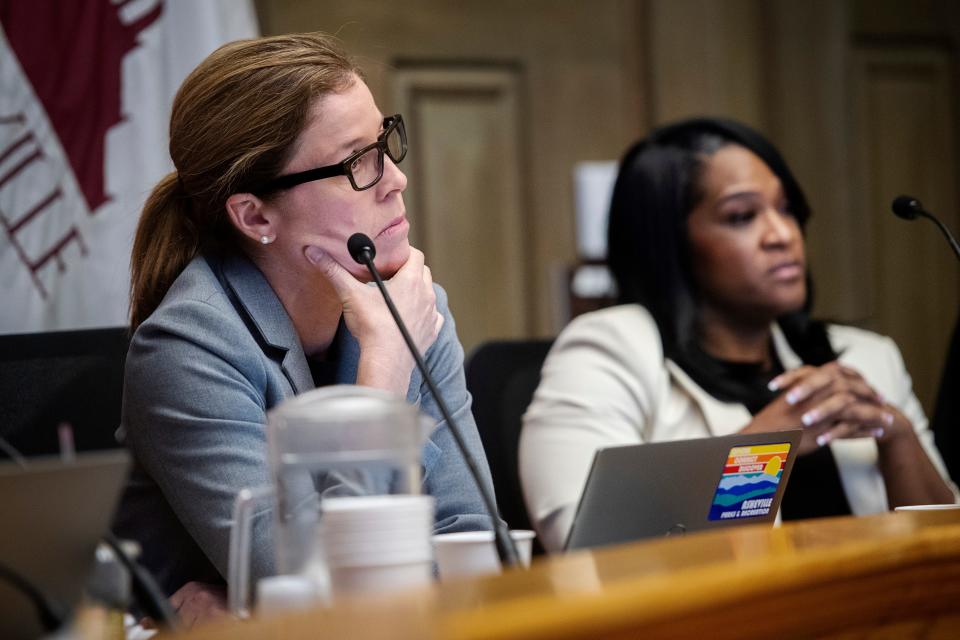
[113,252,496,594]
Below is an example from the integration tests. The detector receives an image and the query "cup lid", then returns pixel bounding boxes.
[269,386,416,425]
[323,494,434,513]
[267,387,435,460]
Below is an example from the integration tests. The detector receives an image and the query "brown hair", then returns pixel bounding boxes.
[129,32,361,329]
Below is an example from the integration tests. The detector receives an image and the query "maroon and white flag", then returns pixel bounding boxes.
[0,0,257,333]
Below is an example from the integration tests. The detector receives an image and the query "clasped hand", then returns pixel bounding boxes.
[746,361,905,456]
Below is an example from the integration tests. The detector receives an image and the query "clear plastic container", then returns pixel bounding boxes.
[229,386,433,616]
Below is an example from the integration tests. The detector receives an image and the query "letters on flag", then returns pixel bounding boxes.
[0,0,257,333]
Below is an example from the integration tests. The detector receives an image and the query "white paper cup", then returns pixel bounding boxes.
[321,494,434,569]
[432,529,535,579]
[322,494,434,515]
[323,520,433,537]
[325,540,433,568]
[894,503,960,511]
[329,560,433,595]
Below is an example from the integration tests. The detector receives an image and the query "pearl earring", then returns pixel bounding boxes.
[260,235,274,245]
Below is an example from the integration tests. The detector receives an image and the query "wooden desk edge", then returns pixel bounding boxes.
[173,511,960,640]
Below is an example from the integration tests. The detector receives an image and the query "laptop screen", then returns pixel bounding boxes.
[565,430,802,551]
[0,450,129,638]
[709,441,792,521]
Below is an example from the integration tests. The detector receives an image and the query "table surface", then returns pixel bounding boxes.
[171,509,960,640]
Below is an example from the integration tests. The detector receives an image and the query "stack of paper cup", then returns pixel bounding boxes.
[322,495,435,596]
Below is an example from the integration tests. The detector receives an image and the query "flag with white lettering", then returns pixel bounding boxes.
[0,0,257,333]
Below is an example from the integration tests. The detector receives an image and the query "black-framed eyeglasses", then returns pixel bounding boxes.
[260,114,407,193]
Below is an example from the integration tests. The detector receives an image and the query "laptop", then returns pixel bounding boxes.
[0,450,130,639]
[565,430,802,551]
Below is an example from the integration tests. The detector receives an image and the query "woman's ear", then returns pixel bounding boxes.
[225,193,276,244]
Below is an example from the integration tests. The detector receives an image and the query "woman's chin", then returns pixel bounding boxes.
[374,244,411,279]
[772,296,807,318]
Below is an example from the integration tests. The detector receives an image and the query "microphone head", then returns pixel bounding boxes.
[347,233,376,264]
[892,195,922,220]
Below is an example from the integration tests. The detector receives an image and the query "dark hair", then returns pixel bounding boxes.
[606,117,835,398]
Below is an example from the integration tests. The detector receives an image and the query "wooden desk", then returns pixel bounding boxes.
[177,510,960,639]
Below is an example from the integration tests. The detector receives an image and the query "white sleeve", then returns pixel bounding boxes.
[519,307,665,551]
[833,327,959,511]
[877,334,960,502]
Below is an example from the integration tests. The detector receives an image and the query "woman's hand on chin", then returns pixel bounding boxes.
[304,245,442,394]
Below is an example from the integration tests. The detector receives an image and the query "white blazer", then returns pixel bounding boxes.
[519,304,957,552]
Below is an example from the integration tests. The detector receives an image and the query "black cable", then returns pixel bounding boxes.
[102,533,179,631]
[891,194,960,261]
[349,236,521,567]
[0,449,173,630]
[0,434,28,468]
[925,213,960,261]
[0,562,67,632]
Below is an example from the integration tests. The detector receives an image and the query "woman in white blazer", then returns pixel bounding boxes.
[520,118,957,552]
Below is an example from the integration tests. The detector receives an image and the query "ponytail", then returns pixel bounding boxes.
[129,172,200,329]
[128,33,361,329]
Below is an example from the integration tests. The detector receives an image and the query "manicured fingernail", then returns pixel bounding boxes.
[767,377,782,392]
[801,410,818,427]
[883,412,894,427]
[305,246,322,264]
[872,428,885,439]
[786,387,805,405]
[816,433,831,447]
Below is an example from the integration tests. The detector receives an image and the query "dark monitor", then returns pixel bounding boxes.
[0,451,129,638]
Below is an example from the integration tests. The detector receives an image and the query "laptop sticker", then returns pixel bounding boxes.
[708,442,791,521]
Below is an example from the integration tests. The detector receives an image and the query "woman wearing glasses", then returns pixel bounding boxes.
[114,33,495,624]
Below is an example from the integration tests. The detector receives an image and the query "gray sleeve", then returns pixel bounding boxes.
[122,296,276,585]
[417,284,499,533]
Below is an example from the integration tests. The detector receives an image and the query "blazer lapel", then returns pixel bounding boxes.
[217,253,314,395]
[665,359,752,437]
[665,322,803,436]
[771,323,803,370]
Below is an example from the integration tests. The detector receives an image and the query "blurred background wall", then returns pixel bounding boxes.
[254,0,960,416]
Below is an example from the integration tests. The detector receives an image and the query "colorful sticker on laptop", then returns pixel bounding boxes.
[708,443,791,521]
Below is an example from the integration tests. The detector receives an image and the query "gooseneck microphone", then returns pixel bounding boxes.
[892,195,960,261]
[347,233,521,568]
